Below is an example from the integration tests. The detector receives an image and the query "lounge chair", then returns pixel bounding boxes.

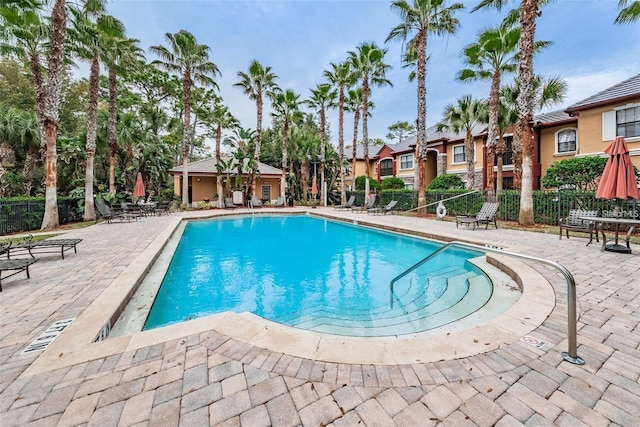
[352,195,377,213]
[1,241,10,259]
[274,197,286,208]
[224,197,236,209]
[334,195,356,210]
[250,196,263,208]
[95,197,122,223]
[153,201,172,216]
[455,202,500,230]
[0,258,38,291]
[121,202,143,219]
[367,200,398,215]
[558,209,599,245]
[9,234,83,260]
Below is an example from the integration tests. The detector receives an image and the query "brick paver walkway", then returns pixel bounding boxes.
[1,208,639,426]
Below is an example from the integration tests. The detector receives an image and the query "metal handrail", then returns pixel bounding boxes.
[400,190,479,215]
[389,241,584,365]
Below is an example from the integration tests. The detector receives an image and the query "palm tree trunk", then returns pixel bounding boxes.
[83,54,100,221]
[416,31,427,215]
[465,132,475,190]
[22,147,38,196]
[362,78,370,178]
[108,67,118,195]
[253,94,263,197]
[518,0,539,226]
[320,108,326,206]
[216,125,224,208]
[182,70,192,205]
[302,160,309,199]
[338,87,346,206]
[486,71,501,192]
[40,0,67,230]
[281,118,289,199]
[28,51,47,160]
[352,109,360,191]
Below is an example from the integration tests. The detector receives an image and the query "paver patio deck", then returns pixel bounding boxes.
[1,207,639,426]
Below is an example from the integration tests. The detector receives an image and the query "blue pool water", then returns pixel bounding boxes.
[144,215,488,336]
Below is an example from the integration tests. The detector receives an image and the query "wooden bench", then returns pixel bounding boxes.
[559,209,599,245]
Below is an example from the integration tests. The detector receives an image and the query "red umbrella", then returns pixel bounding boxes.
[311,175,318,197]
[133,172,145,199]
[596,136,640,200]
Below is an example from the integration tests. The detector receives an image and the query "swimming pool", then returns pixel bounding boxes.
[142,215,501,336]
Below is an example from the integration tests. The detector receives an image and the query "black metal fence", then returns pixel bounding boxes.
[0,199,83,235]
[338,189,639,225]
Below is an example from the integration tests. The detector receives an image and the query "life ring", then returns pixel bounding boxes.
[436,201,447,219]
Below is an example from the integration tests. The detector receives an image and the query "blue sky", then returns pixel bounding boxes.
[108,0,640,148]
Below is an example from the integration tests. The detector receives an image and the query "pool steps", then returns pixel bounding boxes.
[275,266,497,337]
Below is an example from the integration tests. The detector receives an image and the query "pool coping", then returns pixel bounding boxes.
[21,209,556,377]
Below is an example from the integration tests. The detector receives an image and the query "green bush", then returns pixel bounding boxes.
[427,174,465,190]
[381,177,406,190]
[355,175,381,191]
[541,157,607,191]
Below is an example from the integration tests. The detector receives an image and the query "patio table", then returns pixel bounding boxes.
[580,216,640,254]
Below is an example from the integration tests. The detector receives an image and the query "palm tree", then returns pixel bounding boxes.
[386,0,463,213]
[324,61,355,206]
[348,43,392,186]
[615,0,640,24]
[344,87,370,191]
[69,9,124,220]
[436,95,487,190]
[209,103,238,207]
[307,83,337,206]
[1,0,88,229]
[271,88,303,200]
[500,75,567,189]
[103,35,144,195]
[150,30,221,205]
[234,60,278,197]
[459,25,519,192]
[473,0,542,225]
[224,127,257,194]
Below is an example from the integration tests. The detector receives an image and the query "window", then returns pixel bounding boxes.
[556,129,577,153]
[617,106,640,138]
[379,159,393,176]
[603,104,640,140]
[493,136,514,166]
[399,154,413,170]
[261,185,270,201]
[453,145,465,163]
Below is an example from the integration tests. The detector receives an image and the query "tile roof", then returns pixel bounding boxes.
[532,109,576,126]
[566,73,640,112]
[169,157,282,175]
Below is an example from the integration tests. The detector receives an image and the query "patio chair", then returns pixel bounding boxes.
[0,257,38,291]
[334,195,356,210]
[224,198,236,209]
[153,201,172,215]
[455,202,500,230]
[249,195,263,208]
[274,197,286,208]
[367,200,398,215]
[9,234,83,260]
[95,198,122,223]
[121,202,143,219]
[352,194,377,213]
[558,209,599,245]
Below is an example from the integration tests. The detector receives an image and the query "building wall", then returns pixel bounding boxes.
[172,175,282,204]
[539,123,578,175]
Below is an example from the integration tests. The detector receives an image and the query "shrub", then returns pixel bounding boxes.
[427,174,464,190]
[381,177,406,189]
[541,156,607,191]
[355,175,381,191]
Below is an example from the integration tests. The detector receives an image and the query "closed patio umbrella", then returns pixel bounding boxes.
[595,136,639,253]
[133,172,145,199]
[596,136,639,201]
[311,175,318,197]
